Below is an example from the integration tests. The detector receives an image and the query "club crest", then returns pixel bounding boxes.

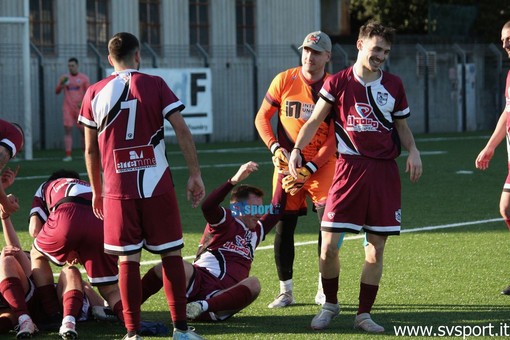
[327,212,335,219]
[395,209,401,223]
[377,92,388,105]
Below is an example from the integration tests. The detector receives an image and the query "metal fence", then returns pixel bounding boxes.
[0,42,505,151]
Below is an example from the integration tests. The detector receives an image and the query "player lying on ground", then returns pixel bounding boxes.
[141,161,286,321]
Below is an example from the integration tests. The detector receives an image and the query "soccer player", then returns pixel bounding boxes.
[254,31,337,308]
[0,119,24,215]
[288,20,422,332]
[78,32,205,340]
[29,169,124,339]
[475,20,510,295]
[55,57,90,162]
[141,161,285,321]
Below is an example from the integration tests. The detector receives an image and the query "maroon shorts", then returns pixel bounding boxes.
[34,203,119,285]
[321,155,401,235]
[103,191,184,256]
[186,265,230,301]
[186,265,233,322]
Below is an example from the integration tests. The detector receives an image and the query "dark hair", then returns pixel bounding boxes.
[47,169,80,182]
[359,20,395,45]
[108,32,140,62]
[68,57,78,64]
[230,184,264,203]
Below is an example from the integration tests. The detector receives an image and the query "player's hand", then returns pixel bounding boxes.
[92,194,104,220]
[1,166,19,190]
[1,245,20,257]
[272,147,290,174]
[475,147,494,171]
[230,161,258,184]
[288,148,303,178]
[60,76,69,86]
[0,194,19,215]
[282,167,311,195]
[187,174,205,208]
[406,150,422,183]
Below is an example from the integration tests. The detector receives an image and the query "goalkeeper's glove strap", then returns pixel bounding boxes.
[270,142,281,155]
[304,161,318,174]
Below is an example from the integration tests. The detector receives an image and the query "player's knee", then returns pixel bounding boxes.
[244,277,261,297]
[500,207,510,220]
[323,243,340,260]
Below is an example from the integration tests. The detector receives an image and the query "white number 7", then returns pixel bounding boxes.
[121,99,137,140]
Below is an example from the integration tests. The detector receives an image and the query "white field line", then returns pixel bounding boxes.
[149,217,503,265]
[14,150,445,181]
[64,217,502,276]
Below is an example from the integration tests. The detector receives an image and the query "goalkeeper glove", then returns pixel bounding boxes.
[282,166,311,195]
[271,145,290,174]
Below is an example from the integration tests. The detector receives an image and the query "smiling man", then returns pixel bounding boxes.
[288,20,422,332]
[255,30,337,309]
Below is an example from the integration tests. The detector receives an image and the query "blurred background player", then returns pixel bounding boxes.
[475,20,510,295]
[254,31,337,307]
[79,32,205,340]
[55,57,90,162]
[0,119,24,215]
[289,20,422,332]
[141,161,285,321]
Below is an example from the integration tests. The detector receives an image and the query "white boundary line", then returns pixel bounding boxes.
[152,217,503,264]
[65,217,502,276]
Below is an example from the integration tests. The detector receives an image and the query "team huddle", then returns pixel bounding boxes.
[0,20,427,340]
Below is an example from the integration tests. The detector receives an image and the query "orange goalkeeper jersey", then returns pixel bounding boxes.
[255,66,335,169]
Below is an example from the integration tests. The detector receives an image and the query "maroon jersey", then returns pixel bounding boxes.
[0,119,23,158]
[193,179,284,286]
[320,66,410,160]
[30,178,93,221]
[78,69,185,199]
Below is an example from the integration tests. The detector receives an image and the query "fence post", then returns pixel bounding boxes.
[416,44,430,133]
[489,43,503,122]
[453,44,467,132]
[143,42,158,68]
[88,42,105,81]
[244,43,259,141]
[195,44,209,68]
[30,43,46,149]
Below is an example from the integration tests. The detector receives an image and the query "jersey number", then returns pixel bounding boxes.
[120,99,137,140]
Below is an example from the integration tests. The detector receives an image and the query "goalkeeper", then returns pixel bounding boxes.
[254,31,337,308]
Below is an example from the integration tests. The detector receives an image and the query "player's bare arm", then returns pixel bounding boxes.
[83,126,104,219]
[0,148,19,214]
[2,214,31,276]
[167,111,205,208]
[230,161,259,185]
[28,215,44,238]
[394,118,422,183]
[475,110,507,170]
[289,98,332,177]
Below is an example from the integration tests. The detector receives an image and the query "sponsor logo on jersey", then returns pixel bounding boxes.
[222,234,252,258]
[114,145,157,173]
[347,103,379,132]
